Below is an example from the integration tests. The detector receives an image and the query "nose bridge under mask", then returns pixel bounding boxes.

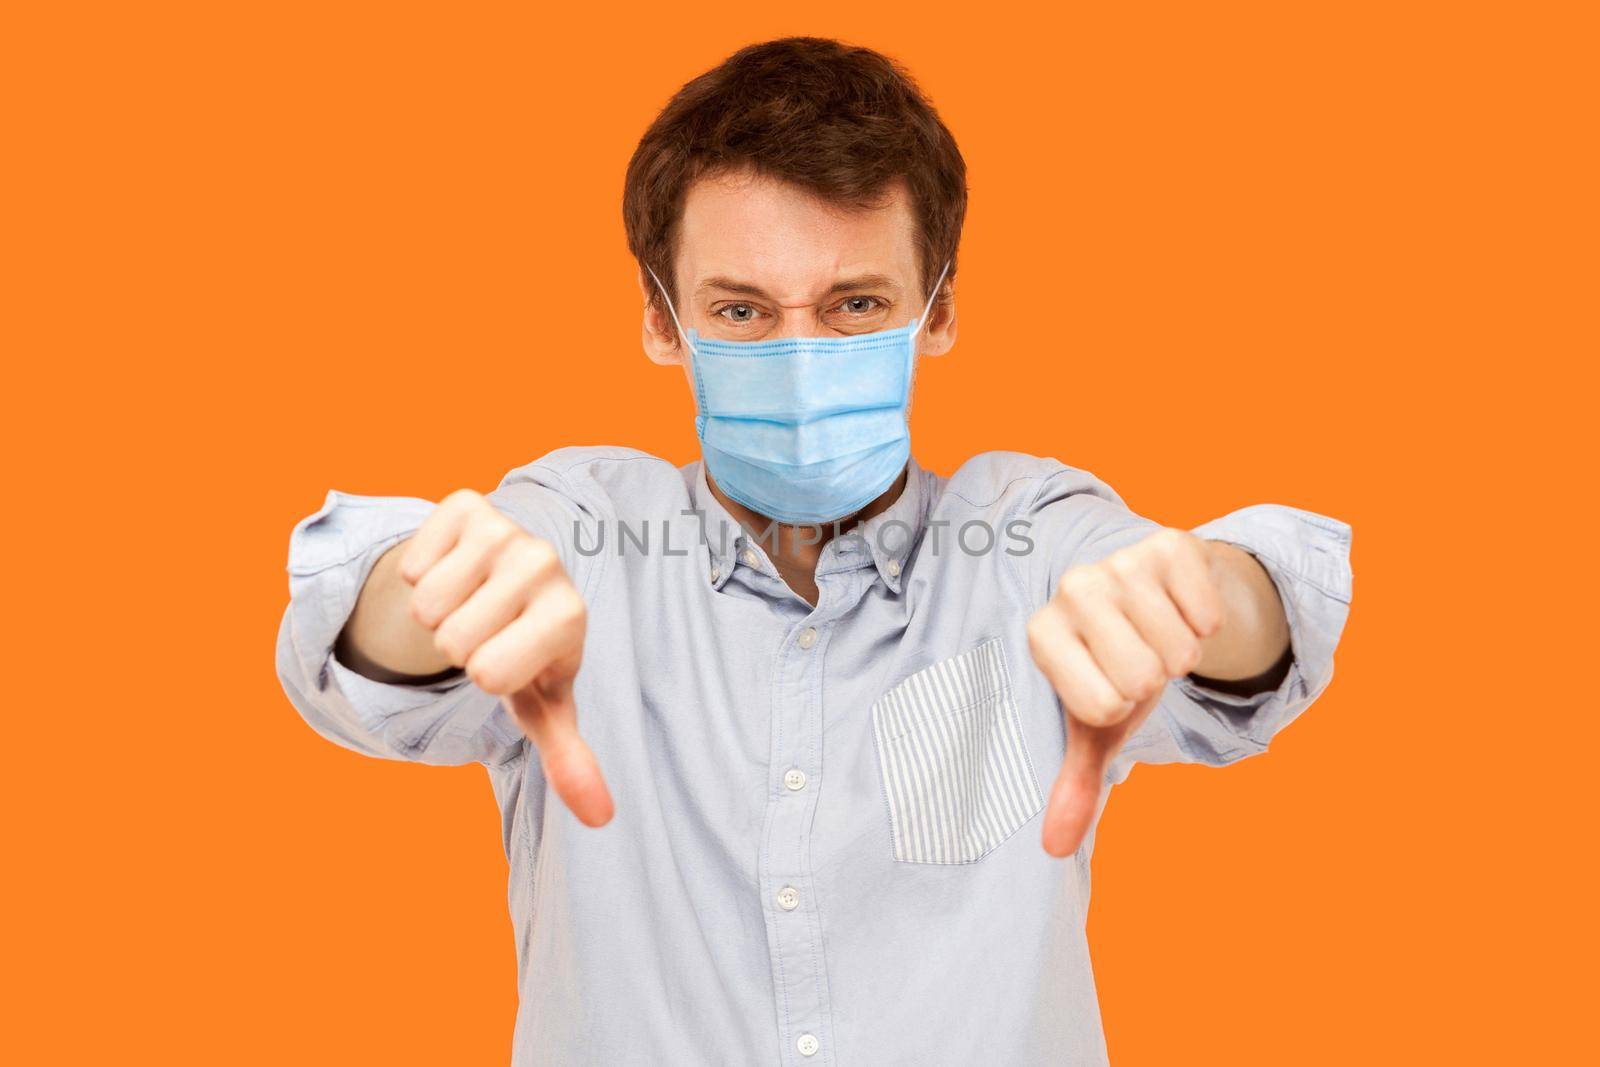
[693,333,912,422]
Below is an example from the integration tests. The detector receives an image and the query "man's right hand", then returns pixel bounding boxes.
[398,489,614,828]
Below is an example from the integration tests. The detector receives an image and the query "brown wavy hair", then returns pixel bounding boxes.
[623,37,967,329]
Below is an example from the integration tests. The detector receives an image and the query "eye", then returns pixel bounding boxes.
[839,296,881,314]
[716,303,759,323]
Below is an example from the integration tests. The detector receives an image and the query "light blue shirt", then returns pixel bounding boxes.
[276,447,1352,1066]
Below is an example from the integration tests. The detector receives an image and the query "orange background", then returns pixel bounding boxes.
[5,3,1594,1063]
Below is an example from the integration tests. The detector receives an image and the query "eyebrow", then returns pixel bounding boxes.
[696,273,903,300]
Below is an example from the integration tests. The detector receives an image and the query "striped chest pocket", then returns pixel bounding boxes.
[870,638,1045,864]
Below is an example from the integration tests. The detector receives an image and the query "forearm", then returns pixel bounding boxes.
[335,538,457,682]
[1193,540,1290,682]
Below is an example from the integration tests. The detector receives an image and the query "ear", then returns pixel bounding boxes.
[638,268,686,367]
[917,281,958,357]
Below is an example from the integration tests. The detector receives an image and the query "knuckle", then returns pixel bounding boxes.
[394,545,421,583]
[1025,612,1051,652]
[518,536,560,574]
[475,512,518,545]
[1153,526,1189,554]
[1134,651,1170,695]
[432,626,468,666]
[1106,550,1141,581]
[1078,694,1121,727]
[408,593,438,630]
[1131,668,1164,701]
[1056,567,1099,602]
[554,588,587,628]
[466,656,507,695]
[1174,531,1209,568]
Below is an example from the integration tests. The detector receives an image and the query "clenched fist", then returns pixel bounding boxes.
[1028,528,1286,858]
[398,489,614,828]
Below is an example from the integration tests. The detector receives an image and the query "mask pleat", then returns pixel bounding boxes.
[686,321,920,523]
[701,407,907,467]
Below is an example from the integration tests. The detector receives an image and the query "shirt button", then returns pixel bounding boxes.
[776,886,800,911]
[783,768,807,791]
[797,1033,820,1057]
[709,565,720,584]
[740,548,759,568]
[797,627,818,650]
[886,558,901,578]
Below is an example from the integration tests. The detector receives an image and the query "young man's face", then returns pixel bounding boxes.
[640,168,956,383]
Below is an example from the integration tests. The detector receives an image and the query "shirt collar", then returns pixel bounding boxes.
[688,463,742,591]
[836,458,930,593]
[688,458,931,595]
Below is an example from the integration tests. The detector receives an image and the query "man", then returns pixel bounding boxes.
[276,36,1351,1066]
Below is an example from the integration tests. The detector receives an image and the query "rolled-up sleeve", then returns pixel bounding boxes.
[1011,463,1353,776]
[1121,503,1353,773]
[275,460,608,767]
[275,490,525,766]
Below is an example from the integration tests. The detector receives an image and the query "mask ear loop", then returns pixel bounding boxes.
[912,260,952,340]
[645,265,696,358]
[901,259,952,415]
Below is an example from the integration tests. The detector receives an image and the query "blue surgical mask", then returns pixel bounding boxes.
[648,261,949,525]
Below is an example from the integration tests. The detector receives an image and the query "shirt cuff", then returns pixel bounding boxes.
[1173,504,1353,754]
[285,489,473,734]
